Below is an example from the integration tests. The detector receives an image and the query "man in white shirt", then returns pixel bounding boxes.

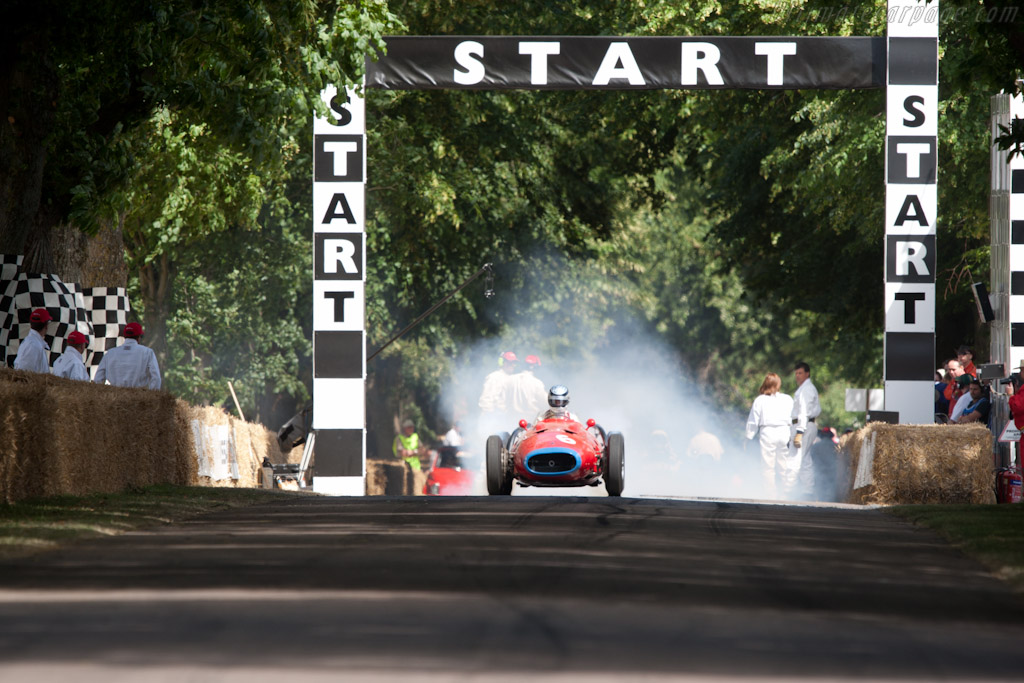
[93,322,162,390]
[510,354,548,420]
[13,308,52,373]
[52,330,90,381]
[442,421,464,447]
[791,361,821,500]
[478,351,518,435]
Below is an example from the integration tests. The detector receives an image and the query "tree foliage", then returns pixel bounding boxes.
[6,0,1024,436]
[1,0,399,265]
[365,0,1024,436]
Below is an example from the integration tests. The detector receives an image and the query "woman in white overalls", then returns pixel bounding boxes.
[745,372,794,500]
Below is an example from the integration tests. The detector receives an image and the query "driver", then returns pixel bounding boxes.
[537,384,580,422]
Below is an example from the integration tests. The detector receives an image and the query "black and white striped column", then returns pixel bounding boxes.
[311,85,366,495]
[884,0,938,424]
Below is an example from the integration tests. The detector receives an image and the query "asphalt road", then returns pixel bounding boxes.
[0,495,1022,682]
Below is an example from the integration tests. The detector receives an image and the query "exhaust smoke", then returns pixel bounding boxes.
[440,314,776,501]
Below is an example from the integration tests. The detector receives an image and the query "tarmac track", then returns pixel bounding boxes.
[0,495,1022,682]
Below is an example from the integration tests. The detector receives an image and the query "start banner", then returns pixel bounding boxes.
[366,36,885,90]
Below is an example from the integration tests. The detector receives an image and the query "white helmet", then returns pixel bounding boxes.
[548,385,569,408]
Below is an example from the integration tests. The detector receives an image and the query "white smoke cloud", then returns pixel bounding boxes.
[438,282,780,501]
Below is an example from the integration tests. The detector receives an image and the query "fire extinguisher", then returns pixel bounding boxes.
[996,468,1023,504]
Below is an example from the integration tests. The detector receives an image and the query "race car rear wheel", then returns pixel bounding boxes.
[486,435,512,495]
[605,432,625,497]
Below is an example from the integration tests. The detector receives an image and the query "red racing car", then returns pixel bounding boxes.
[485,385,625,497]
[423,446,479,496]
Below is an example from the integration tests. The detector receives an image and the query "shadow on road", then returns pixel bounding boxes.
[0,497,1021,680]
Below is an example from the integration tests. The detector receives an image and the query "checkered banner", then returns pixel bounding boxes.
[81,287,131,378]
[0,254,21,283]
[0,255,130,374]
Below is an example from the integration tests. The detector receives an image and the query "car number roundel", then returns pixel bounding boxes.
[555,434,576,445]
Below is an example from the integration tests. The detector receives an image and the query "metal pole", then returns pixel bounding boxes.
[367,263,493,362]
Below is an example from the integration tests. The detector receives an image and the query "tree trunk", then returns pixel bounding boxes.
[47,222,88,283]
[18,216,127,288]
[137,250,171,369]
[0,28,57,267]
[80,216,128,289]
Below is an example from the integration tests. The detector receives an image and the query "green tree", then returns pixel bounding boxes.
[2,1,399,423]
[367,0,1024,439]
[10,0,1023,439]
[1,0,398,272]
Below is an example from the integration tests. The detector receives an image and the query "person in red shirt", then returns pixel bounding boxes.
[943,358,965,418]
[955,345,977,379]
[1008,375,1024,430]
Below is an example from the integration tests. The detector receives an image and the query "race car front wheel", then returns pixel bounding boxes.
[486,435,512,495]
[605,432,625,497]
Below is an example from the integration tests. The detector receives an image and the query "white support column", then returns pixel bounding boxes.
[311,84,367,495]
[884,0,939,424]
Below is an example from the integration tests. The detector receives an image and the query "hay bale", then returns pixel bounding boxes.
[185,405,282,489]
[229,417,260,488]
[173,401,200,486]
[839,427,866,504]
[367,459,408,495]
[366,460,387,495]
[187,406,233,485]
[0,367,298,501]
[0,366,191,503]
[409,466,428,496]
[840,422,996,505]
[284,444,305,465]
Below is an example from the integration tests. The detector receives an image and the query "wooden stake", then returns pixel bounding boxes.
[227,381,245,421]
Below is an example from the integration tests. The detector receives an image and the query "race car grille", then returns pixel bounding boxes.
[527,451,578,473]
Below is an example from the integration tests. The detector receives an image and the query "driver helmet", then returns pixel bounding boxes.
[548,384,570,408]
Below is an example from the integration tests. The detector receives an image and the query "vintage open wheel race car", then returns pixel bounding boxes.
[486,411,624,497]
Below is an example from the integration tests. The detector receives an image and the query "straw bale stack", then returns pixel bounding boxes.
[841,422,996,505]
[1,364,422,501]
[0,366,295,502]
[411,466,428,496]
[0,366,194,503]
[367,458,426,495]
[183,404,286,489]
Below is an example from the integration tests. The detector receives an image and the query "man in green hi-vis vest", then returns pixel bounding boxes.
[393,419,427,470]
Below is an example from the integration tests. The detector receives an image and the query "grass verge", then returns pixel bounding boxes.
[888,504,1024,592]
[0,484,307,560]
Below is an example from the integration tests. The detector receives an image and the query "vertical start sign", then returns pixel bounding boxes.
[312,85,367,495]
[884,0,938,425]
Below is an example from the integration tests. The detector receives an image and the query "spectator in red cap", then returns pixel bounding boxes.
[512,354,548,419]
[13,308,52,373]
[93,321,161,390]
[52,330,90,381]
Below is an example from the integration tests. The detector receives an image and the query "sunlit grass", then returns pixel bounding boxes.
[0,485,305,559]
